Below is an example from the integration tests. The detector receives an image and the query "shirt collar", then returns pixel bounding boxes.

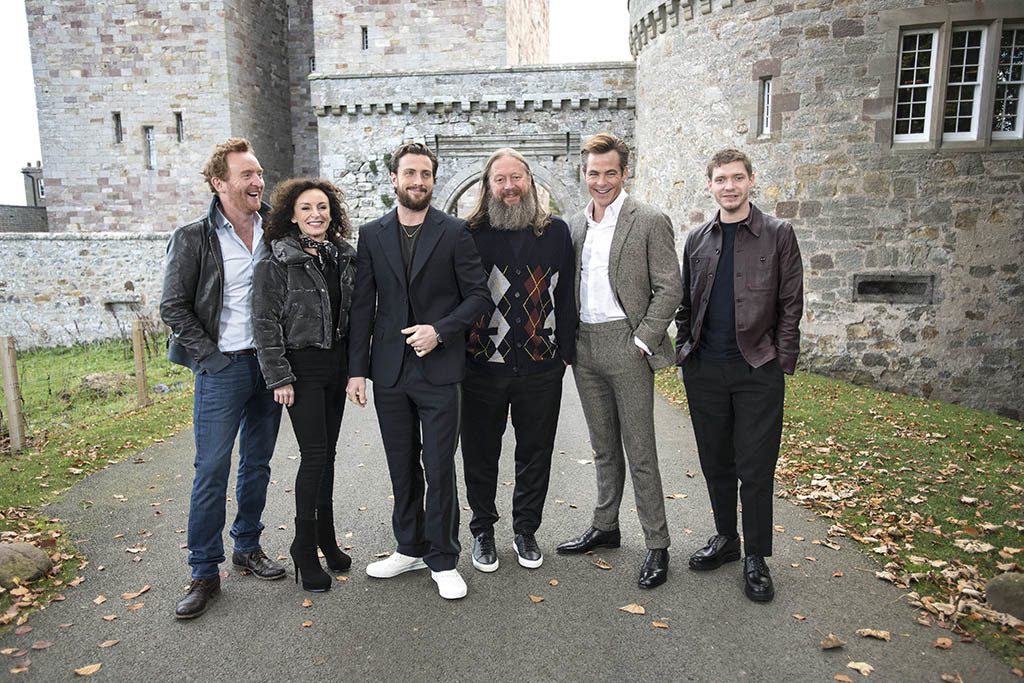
[213,201,263,234]
[586,190,628,224]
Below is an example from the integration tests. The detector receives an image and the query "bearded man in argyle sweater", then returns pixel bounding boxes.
[461,147,577,573]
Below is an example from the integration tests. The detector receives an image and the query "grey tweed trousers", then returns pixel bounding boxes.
[572,319,671,549]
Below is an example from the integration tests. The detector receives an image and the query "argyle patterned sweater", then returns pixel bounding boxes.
[466,217,577,376]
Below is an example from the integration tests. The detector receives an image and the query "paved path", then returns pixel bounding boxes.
[1,376,1013,682]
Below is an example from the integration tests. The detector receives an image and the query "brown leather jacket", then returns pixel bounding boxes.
[674,203,803,374]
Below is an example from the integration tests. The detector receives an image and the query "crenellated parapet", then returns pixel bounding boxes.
[628,0,758,57]
[309,63,635,117]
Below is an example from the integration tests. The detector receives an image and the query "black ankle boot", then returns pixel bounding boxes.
[290,518,332,592]
[315,504,352,572]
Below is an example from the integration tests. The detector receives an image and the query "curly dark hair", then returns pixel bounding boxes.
[264,178,352,247]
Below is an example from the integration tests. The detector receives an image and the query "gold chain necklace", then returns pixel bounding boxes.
[401,222,423,238]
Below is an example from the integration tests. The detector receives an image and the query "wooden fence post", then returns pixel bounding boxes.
[131,321,149,408]
[0,335,27,451]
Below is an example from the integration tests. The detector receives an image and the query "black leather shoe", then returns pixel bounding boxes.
[744,555,775,602]
[174,576,220,620]
[232,549,286,580]
[472,530,499,573]
[514,533,543,569]
[638,548,669,589]
[688,534,741,571]
[556,526,621,554]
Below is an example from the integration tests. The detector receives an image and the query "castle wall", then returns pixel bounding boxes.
[0,233,165,348]
[288,0,320,179]
[629,0,1024,418]
[25,0,234,232]
[224,0,294,190]
[0,207,47,234]
[506,0,549,65]
[313,0,510,74]
[309,63,636,226]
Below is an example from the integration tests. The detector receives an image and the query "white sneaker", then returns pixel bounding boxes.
[365,552,427,578]
[431,569,467,599]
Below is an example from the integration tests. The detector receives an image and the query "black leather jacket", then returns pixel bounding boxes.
[252,234,357,389]
[159,196,271,374]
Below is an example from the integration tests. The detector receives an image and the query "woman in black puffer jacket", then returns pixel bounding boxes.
[253,178,356,592]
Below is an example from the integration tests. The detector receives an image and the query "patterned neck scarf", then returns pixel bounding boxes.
[299,234,336,266]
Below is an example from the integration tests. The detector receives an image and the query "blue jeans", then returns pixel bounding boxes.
[187,354,282,579]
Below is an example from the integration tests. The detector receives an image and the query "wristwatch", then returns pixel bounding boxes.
[435,332,443,346]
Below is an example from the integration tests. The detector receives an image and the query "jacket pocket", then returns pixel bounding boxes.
[746,253,776,291]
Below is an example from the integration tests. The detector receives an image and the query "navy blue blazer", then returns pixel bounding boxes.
[347,206,492,388]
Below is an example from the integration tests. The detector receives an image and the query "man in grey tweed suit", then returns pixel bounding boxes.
[556,133,683,589]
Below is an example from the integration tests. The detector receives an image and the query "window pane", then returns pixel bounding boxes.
[993,28,1024,137]
[895,30,936,140]
[944,29,984,138]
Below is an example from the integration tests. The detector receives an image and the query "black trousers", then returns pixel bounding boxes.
[461,363,565,538]
[373,350,461,571]
[681,354,784,557]
[285,346,347,520]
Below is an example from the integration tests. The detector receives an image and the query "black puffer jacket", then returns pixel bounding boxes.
[252,234,356,389]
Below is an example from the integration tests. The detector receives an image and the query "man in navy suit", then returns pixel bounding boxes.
[346,142,491,600]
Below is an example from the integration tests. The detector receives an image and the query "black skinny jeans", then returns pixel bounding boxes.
[285,344,347,520]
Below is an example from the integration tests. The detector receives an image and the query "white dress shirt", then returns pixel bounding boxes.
[213,206,266,352]
[580,191,651,354]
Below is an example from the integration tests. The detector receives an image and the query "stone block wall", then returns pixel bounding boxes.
[310,63,636,226]
[628,0,1024,418]
[313,0,510,74]
[288,0,320,179]
[507,0,549,65]
[26,0,233,232]
[0,207,47,233]
[224,0,294,191]
[0,233,166,348]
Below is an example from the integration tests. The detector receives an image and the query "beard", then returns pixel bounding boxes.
[396,184,432,211]
[487,190,537,231]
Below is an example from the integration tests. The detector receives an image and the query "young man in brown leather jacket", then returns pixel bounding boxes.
[675,148,804,603]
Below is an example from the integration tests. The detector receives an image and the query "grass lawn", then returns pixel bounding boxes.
[656,368,1024,668]
[1,337,194,629]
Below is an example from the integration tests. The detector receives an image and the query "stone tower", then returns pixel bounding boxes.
[628,0,1023,418]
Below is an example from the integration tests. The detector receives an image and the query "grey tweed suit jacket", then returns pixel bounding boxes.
[569,196,683,371]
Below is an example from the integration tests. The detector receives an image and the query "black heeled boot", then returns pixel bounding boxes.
[290,518,332,592]
[316,504,352,572]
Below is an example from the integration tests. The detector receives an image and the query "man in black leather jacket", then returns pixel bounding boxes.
[160,138,285,620]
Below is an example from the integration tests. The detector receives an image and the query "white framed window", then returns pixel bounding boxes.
[758,77,772,137]
[894,29,938,142]
[993,25,1024,139]
[943,26,987,141]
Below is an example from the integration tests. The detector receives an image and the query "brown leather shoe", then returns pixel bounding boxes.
[232,549,285,580]
[174,576,220,620]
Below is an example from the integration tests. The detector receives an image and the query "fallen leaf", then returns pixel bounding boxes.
[856,628,891,641]
[92,596,106,605]
[301,621,312,628]
[619,603,646,615]
[119,585,150,600]
[126,603,144,611]
[592,558,612,570]
[832,571,844,578]
[10,665,30,675]
[528,595,544,603]
[374,552,391,558]
[792,614,806,621]
[819,633,846,649]
[302,599,312,608]
[834,675,854,683]
[14,626,32,635]
[30,642,54,650]
[952,539,995,553]
[74,663,102,676]
[101,615,117,621]
[933,637,953,649]
[99,640,119,648]
[652,621,669,629]
[548,579,558,586]
[847,661,873,676]
[940,673,964,682]
[336,576,348,581]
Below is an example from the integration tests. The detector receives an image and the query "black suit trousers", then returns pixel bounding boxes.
[681,354,784,557]
[373,348,462,571]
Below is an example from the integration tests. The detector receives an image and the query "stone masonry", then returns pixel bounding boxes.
[628,0,1023,419]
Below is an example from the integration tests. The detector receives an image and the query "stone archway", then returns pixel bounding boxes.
[437,159,578,219]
